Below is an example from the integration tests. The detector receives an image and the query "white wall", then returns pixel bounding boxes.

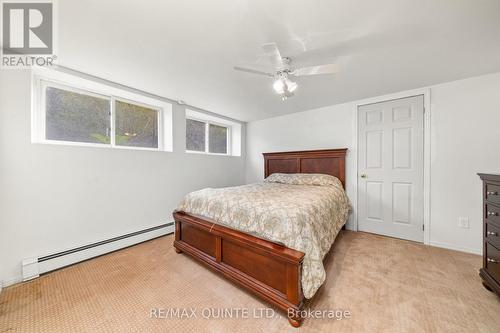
[246,101,359,229]
[246,71,500,255]
[2,69,498,288]
[0,70,246,286]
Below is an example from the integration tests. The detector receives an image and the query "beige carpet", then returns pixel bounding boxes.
[1,231,499,333]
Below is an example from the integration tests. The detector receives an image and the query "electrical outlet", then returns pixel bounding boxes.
[458,217,470,229]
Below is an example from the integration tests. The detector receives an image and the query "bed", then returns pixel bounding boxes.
[173,149,348,327]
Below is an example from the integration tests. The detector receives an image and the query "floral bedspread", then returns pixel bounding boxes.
[176,177,349,299]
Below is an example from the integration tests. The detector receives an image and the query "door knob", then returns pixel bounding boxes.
[360,174,367,178]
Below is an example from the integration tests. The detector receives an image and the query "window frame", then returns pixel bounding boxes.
[32,70,172,152]
[186,116,231,156]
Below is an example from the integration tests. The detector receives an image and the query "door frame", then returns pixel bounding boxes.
[353,88,431,245]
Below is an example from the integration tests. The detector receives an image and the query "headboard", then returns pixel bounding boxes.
[263,149,348,188]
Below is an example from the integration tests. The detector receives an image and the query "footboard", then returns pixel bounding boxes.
[173,211,305,327]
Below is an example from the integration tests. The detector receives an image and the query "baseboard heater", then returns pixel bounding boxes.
[22,222,174,282]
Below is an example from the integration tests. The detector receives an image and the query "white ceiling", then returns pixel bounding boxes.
[57,0,500,121]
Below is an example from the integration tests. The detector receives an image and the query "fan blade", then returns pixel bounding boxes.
[292,64,339,76]
[261,42,283,68]
[292,30,425,69]
[234,66,273,77]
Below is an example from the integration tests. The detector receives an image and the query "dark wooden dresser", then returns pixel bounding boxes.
[478,173,500,295]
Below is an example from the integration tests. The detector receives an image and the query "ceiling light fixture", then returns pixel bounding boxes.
[273,73,297,100]
[234,43,338,100]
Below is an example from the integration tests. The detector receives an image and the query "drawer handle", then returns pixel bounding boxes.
[487,258,499,264]
[487,211,498,217]
[487,191,498,196]
[487,231,498,237]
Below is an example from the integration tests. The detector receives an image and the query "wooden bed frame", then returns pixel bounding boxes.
[173,149,347,327]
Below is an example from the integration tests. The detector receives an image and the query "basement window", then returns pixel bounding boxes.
[185,109,241,156]
[186,119,229,155]
[186,118,206,152]
[45,86,111,144]
[32,68,172,152]
[114,100,159,149]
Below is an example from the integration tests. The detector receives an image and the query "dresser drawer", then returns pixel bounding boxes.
[486,183,500,205]
[486,243,500,283]
[486,223,500,249]
[485,203,500,224]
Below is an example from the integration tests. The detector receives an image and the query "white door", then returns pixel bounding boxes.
[358,95,424,242]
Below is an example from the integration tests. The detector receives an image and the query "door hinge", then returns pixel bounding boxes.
[422,224,425,231]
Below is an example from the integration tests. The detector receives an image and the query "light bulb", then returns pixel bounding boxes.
[286,79,297,93]
[273,79,284,93]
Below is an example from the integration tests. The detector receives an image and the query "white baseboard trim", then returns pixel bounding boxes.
[1,276,23,289]
[2,223,174,289]
[344,224,356,231]
[429,240,482,255]
[37,224,174,278]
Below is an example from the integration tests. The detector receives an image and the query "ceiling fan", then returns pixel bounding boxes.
[234,42,339,100]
